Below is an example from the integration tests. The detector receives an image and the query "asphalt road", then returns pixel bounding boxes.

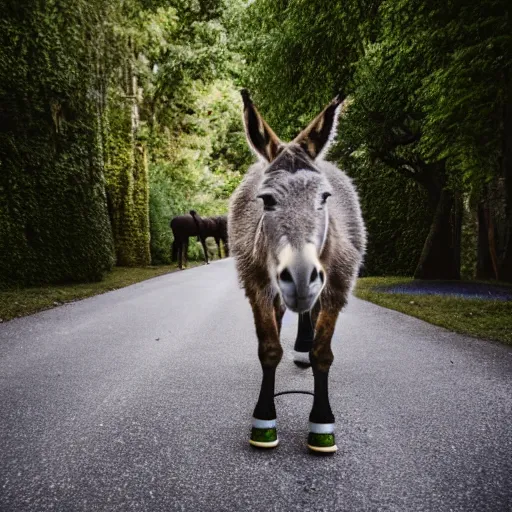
[1,259,511,512]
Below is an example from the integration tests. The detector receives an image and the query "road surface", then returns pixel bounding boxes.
[1,259,511,511]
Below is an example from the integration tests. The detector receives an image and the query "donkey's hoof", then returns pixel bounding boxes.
[293,351,311,368]
[250,427,278,448]
[307,423,337,453]
[307,433,337,453]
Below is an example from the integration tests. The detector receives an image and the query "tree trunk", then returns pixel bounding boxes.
[499,231,512,281]
[476,201,497,279]
[414,188,461,280]
[497,81,512,282]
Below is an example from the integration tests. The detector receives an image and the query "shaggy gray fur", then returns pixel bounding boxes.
[228,143,366,311]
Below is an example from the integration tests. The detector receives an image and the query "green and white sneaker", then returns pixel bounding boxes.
[249,418,279,448]
[307,422,337,453]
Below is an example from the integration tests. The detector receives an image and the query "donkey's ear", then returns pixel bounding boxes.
[293,94,345,160]
[241,89,281,162]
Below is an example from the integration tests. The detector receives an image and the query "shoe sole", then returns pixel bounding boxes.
[307,443,338,453]
[249,439,279,448]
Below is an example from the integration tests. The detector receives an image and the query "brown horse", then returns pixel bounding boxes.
[190,212,229,261]
[170,211,228,269]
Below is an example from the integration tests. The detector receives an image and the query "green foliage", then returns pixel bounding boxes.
[0,0,250,283]
[104,92,151,266]
[0,0,115,287]
[115,1,250,265]
[417,0,511,187]
[148,80,251,264]
[237,0,512,278]
[235,0,382,138]
[344,157,433,276]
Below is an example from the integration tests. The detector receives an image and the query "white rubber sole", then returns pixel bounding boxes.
[249,439,279,448]
[307,443,338,453]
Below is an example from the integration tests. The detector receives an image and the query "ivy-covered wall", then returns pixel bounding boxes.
[104,95,151,267]
[0,1,115,287]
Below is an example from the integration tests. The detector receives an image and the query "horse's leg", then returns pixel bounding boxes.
[215,237,221,259]
[178,240,183,270]
[249,295,283,449]
[183,239,189,268]
[171,240,177,263]
[200,237,209,264]
[293,300,320,367]
[308,308,340,453]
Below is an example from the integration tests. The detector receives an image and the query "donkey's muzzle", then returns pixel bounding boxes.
[278,261,324,313]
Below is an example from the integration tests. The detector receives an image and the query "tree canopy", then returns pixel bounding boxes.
[236,0,512,280]
[1,0,510,285]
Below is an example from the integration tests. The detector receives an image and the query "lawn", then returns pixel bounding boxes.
[355,277,512,345]
[0,264,200,322]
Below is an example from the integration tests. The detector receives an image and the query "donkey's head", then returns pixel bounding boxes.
[242,90,344,313]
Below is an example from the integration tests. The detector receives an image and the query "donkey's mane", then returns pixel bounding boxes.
[265,145,318,174]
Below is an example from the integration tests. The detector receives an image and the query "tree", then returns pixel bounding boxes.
[416,0,512,281]
[338,5,464,280]
[0,0,249,284]
[236,0,382,138]
[237,0,512,280]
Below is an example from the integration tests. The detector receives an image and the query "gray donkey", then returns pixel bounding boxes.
[228,90,366,453]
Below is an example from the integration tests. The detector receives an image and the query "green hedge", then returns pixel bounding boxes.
[0,1,115,287]
[346,162,433,276]
[104,94,151,267]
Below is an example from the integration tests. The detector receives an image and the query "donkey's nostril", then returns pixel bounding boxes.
[319,270,325,283]
[310,268,319,283]
[279,268,293,283]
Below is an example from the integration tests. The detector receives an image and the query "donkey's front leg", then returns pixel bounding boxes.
[250,296,283,449]
[308,309,339,453]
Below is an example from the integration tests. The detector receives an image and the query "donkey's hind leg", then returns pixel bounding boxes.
[249,295,283,449]
[293,300,320,367]
[308,308,339,453]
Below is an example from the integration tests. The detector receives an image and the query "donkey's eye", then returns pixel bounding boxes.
[321,192,332,204]
[257,193,277,211]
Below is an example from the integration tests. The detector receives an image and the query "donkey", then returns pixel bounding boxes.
[228,90,366,453]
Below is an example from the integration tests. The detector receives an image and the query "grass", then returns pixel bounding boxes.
[355,277,512,345]
[0,263,201,322]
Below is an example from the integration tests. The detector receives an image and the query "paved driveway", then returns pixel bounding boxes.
[1,259,511,511]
